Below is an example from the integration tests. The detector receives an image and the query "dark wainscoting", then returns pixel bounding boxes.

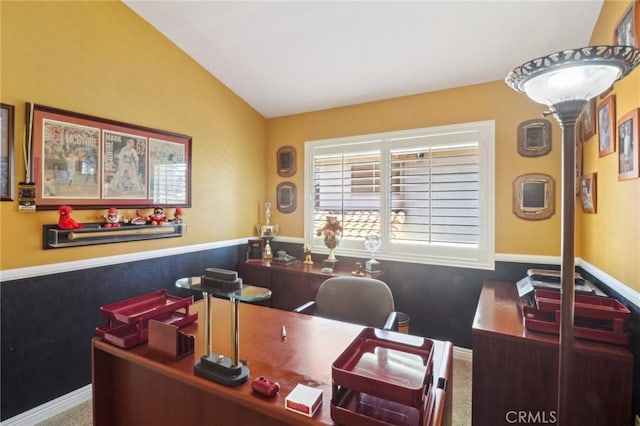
[269,241,560,347]
[2,240,638,420]
[0,244,245,421]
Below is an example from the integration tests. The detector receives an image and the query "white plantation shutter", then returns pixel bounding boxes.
[389,143,479,245]
[313,151,381,241]
[305,121,494,270]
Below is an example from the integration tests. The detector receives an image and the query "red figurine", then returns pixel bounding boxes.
[173,207,183,224]
[130,209,146,225]
[58,205,84,230]
[148,206,166,225]
[103,207,123,228]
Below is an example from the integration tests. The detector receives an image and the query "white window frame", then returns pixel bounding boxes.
[304,120,495,270]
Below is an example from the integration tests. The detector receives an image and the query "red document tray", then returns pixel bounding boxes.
[96,289,197,349]
[100,289,192,324]
[522,305,630,346]
[534,289,630,321]
[332,328,434,409]
[331,387,435,426]
[96,310,197,348]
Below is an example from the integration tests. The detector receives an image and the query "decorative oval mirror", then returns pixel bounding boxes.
[276,182,296,213]
[277,146,296,177]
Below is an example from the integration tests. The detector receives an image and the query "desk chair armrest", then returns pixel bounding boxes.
[383,311,398,331]
[293,300,316,315]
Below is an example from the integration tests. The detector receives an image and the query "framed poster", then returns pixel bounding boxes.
[581,98,596,140]
[29,103,191,209]
[597,95,616,157]
[618,108,639,180]
[0,103,14,201]
[580,173,597,214]
[614,0,639,48]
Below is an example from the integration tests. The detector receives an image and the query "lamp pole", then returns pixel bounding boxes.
[547,99,585,424]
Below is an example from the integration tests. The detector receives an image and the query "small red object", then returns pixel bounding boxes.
[58,205,83,230]
[252,376,280,397]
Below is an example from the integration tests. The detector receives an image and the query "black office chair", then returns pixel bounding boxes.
[293,276,397,330]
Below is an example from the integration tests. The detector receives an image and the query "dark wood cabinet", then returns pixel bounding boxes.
[239,261,382,311]
[472,281,633,426]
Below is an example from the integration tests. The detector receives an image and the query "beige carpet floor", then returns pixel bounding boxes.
[36,357,472,425]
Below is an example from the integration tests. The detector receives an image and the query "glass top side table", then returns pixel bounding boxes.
[176,276,271,386]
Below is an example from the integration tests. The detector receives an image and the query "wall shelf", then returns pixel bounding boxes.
[43,222,185,249]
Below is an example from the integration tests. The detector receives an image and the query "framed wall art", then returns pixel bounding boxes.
[618,108,639,180]
[597,95,616,157]
[580,173,597,214]
[576,121,583,195]
[581,98,596,140]
[517,119,551,157]
[29,103,192,209]
[614,0,639,48]
[0,103,15,201]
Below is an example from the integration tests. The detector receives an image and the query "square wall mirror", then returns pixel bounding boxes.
[513,173,555,220]
[518,119,551,157]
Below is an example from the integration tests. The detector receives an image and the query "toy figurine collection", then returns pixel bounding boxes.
[56,205,185,230]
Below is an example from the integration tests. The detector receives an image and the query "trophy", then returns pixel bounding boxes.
[364,233,382,273]
[256,202,279,259]
[317,215,342,270]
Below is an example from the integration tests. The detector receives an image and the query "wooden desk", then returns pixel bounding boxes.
[472,281,632,426]
[239,261,383,311]
[93,298,452,425]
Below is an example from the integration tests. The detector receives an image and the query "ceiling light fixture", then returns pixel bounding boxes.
[506,45,640,425]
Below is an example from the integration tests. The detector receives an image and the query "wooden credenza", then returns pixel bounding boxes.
[472,281,632,426]
[239,261,383,311]
[92,297,452,425]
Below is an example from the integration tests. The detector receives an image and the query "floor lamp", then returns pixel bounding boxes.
[506,45,639,425]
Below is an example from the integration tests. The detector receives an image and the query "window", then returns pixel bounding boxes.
[305,121,495,270]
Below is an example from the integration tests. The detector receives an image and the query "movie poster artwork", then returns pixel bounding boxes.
[149,138,187,204]
[41,119,100,199]
[102,130,148,199]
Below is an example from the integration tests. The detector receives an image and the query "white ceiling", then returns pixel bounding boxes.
[124,0,603,118]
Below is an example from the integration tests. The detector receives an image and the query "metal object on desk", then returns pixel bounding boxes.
[176,273,271,386]
[256,201,278,259]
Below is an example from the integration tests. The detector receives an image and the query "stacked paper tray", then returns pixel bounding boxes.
[523,289,630,346]
[96,289,197,348]
[331,328,434,426]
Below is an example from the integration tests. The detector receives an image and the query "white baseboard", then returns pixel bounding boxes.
[0,384,91,426]
[453,346,473,363]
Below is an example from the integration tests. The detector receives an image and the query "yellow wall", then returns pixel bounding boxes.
[267,80,562,255]
[1,1,638,293]
[267,0,640,292]
[579,0,640,290]
[0,1,267,269]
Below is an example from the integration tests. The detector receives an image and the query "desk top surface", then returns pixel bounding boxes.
[94,296,451,425]
[472,281,631,357]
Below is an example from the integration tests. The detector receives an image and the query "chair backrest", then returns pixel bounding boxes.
[314,276,395,328]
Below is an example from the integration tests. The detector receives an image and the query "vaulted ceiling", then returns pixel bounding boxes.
[124,1,603,118]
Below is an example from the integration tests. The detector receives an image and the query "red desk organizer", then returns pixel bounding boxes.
[96,289,197,349]
[331,327,435,426]
[523,289,630,346]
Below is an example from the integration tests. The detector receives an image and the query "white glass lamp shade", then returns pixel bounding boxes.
[507,46,640,106]
[522,64,621,105]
